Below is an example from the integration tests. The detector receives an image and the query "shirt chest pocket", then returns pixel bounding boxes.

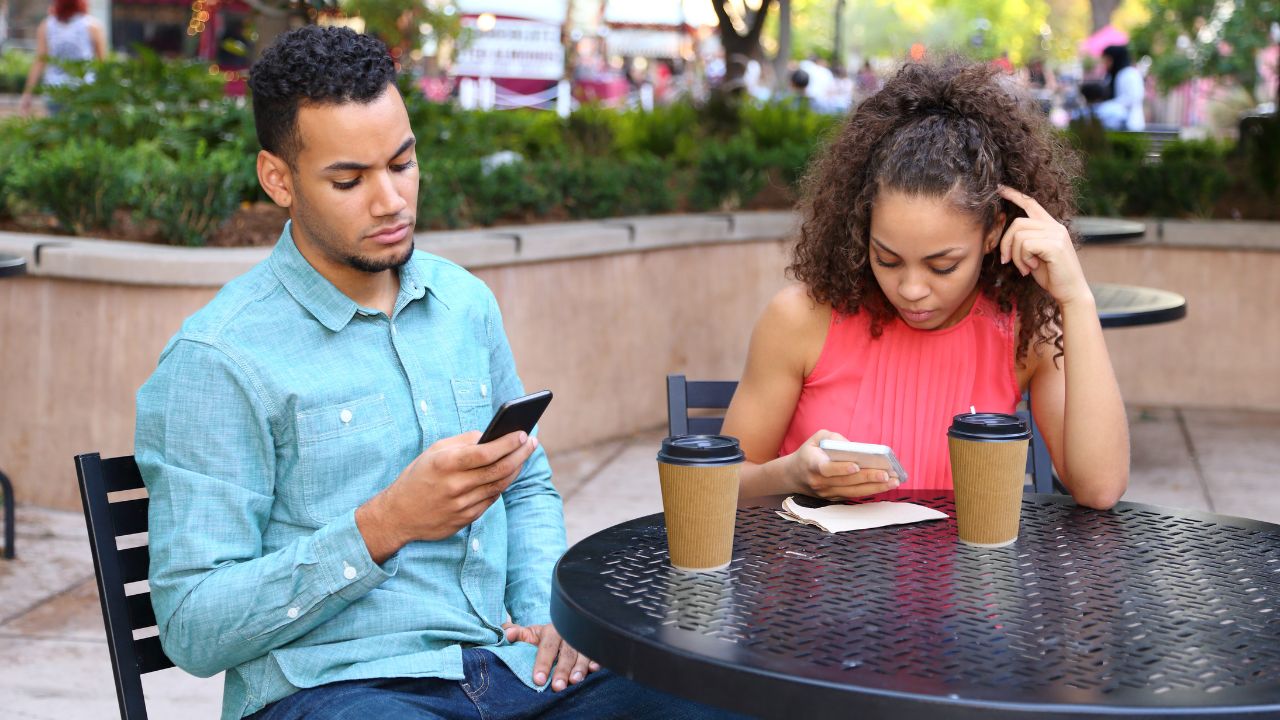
[451,378,492,435]
[296,394,397,525]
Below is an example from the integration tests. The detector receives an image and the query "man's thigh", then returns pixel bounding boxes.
[249,676,478,720]
[463,650,746,720]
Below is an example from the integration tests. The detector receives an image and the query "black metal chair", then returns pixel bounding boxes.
[75,453,175,720]
[666,374,1059,494]
[1,468,14,559]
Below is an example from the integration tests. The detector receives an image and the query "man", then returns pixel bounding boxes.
[136,26,727,720]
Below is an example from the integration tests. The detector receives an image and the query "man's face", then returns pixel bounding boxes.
[287,85,418,281]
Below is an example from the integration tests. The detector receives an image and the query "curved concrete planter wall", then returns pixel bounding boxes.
[0,214,1276,510]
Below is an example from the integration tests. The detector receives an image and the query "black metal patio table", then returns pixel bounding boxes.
[551,491,1280,719]
[1092,282,1188,328]
[1074,217,1147,244]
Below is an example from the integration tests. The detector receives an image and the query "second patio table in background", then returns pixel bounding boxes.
[1074,217,1147,243]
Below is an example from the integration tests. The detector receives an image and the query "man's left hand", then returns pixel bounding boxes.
[503,622,600,691]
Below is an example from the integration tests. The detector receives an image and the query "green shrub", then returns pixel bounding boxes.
[463,159,561,226]
[1238,115,1280,198]
[613,102,700,163]
[555,155,674,219]
[741,101,839,151]
[416,157,473,230]
[0,48,33,94]
[9,137,137,234]
[563,104,618,157]
[689,137,769,211]
[130,142,252,246]
[0,122,34,221]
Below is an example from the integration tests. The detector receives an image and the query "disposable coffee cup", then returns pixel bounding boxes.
[948,413,1031,547]
[657,435,744,572]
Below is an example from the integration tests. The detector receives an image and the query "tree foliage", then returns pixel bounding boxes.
[1131,0,1278,97]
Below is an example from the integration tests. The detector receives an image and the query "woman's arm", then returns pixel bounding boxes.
[722,285,899,499]
[1116,67,1144,111]
[89,19,108,60]
[1000,186,1128,509]
[19,19,48,114]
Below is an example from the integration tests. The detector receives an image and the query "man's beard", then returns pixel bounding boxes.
[345,240,415,273]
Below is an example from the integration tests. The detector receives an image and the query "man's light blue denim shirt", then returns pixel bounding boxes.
[135,224,565,720]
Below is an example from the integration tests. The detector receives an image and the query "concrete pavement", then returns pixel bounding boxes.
[1,404,1277,719]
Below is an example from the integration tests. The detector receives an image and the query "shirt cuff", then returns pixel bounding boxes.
[311,508,400,601]
[508,598,552,627]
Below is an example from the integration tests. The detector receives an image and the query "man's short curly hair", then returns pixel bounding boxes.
[248,25,397,166]
[790,58,1082,364]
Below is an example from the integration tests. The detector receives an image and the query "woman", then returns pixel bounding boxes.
[19,0,106,116]
[1095,44,1145,131]
[721,59,1128,510]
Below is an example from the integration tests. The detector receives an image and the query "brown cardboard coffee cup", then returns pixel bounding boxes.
[948,413,1031,547]
[657,435,743,571]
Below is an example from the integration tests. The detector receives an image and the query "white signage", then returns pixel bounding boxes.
[453,18,565,81]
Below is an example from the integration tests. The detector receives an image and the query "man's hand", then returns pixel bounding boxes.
[356,430,539,563]
[503,622,600,691]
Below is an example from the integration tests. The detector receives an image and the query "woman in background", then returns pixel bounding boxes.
[1095,44,1145,131]
[19,0,106,116]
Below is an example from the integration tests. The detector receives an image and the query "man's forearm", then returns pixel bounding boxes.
[154,510,396,677]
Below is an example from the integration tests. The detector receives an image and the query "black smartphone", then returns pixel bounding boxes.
[477,389,553,444]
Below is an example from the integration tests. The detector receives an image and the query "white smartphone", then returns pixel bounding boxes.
[818,438,908,483]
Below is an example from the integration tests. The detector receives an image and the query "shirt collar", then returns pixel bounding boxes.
[269,222,432,332]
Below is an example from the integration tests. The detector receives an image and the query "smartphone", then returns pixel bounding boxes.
[818,438,908,483]
[477,390,553,444]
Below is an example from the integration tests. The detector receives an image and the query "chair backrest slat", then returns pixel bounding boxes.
[687,417,728,436]
[117,545,150,585]
[102,456,146,493]
[126,592,158,629]
[135,635,175,674]
[76,452,171,720]
[108,498,149,537]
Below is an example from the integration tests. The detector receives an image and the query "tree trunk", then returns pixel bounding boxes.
[832,0,845,72]
[772,0,791,95]
[1088,0,1121,32]
[712,0,775,95]
[245,0,309,62]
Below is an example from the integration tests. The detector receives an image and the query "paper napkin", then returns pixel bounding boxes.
[776,495,948,533]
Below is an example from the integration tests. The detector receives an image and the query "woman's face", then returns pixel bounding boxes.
[867,190,1001,331]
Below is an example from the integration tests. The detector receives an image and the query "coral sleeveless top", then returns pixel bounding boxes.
[778,293,1021,489]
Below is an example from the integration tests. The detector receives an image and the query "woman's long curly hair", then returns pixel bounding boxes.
[790,59,1080,364]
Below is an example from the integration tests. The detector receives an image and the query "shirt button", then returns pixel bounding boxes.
[287,607,299,619]
[343,562,357,580]
[340,409,353,423]
[419,400,428,413]
[471,539,481,552]
[480,384,488,398]
[390,324,398,335]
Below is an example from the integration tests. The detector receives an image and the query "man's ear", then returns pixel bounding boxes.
[257,150,293,208]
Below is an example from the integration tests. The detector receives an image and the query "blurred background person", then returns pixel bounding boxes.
[1095,44,1146,130]
[854,60,881,105]
[19,0,105,116]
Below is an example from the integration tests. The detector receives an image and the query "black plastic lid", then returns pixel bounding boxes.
[948,412,1031,441]
[657,435,745,466]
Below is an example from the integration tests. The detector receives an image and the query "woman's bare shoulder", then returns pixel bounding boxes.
[763,284,831,332]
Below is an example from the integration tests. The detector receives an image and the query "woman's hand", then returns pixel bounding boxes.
[787,430,900,500]
[997,186,1092,307]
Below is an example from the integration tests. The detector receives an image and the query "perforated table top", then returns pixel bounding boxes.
[551,492,1280,719]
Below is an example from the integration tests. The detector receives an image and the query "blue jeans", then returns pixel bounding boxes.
[247,648,742,719]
